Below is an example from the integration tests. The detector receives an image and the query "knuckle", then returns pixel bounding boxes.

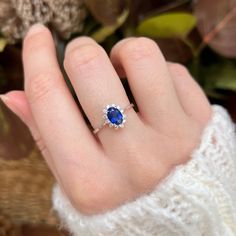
[66,37,96,53]
[120,37,157,60]
[121,134,165,191]
[26,71,60,105]
[65,44,104,71]
[169,63,189,77]
[128,155,161,191]
[125,144,143,160]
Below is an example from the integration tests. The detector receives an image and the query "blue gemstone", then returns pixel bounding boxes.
[107,107,123,125]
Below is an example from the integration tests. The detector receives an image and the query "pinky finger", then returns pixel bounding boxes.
[167,63,212,127]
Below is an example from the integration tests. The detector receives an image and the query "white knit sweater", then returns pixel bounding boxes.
[53,105,236,236]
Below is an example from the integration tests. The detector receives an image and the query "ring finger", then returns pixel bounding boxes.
[110,37,185,130]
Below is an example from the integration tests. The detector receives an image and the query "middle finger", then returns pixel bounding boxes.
[64,37,143,150]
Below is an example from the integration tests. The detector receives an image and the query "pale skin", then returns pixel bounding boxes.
[1,24,212,215]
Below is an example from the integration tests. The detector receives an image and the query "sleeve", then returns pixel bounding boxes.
[52,105,236,236]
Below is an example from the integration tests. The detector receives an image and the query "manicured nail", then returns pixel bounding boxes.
[26,23,46,37]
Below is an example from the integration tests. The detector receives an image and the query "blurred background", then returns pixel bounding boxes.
[0,0,235,235]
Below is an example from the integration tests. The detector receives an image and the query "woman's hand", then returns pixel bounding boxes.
[1,24,211,215]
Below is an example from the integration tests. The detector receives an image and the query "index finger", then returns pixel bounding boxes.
[23,24,105,194]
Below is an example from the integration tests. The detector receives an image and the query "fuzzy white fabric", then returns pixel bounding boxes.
[52,105,236,236]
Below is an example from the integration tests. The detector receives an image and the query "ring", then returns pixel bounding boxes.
[93,103,134,134]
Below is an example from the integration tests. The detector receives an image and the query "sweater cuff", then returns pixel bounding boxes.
[52,105,236,236]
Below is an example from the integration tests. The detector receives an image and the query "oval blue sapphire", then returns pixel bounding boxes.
[107,107,123,125]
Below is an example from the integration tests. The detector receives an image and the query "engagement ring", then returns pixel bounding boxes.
[93,103,134,134]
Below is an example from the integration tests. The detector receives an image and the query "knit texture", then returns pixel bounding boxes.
[53,105,236,236]
[0,0,87,43]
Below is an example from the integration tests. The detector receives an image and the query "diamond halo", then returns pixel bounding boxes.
[103,104,126,129]
[93,103,134,134]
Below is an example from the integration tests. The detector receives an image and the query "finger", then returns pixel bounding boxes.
[0,90,57,172]
[0,91,87,203]
[64,37,143,148]
[167,63,212,127]
[1,91,35,127]
[110,37,184,129]
[23,24,105,194]
[2,92,137,215]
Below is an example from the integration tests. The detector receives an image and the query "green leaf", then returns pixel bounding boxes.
[91,10,129,43]
[214,63,236,91]
[0,38,7,52]
[200,61,236,95]
[137,12,196,38]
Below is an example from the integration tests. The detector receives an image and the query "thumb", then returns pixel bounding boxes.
[0,91,49,158]
[0,91,33,126]
[1,90,60,181]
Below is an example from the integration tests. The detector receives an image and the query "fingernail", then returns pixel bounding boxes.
[27,23,46,37]
[0,94,20,118]
[0,94,10,104]
[0,93,29,125]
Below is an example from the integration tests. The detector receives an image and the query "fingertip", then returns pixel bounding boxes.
[110,37,135,61]
[0,91,32,124]
[23,23,54,66]
[23,23,52,52]
[65,36,97,55]
[25,23,48,38]
[0,94,10,104]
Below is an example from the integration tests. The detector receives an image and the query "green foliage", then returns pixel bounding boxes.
[137,12,196,38]
[202,61,236,93]
[0,0,236,103]
[214,63,236,91]
[91,10,129,43]
[0,38,6,52]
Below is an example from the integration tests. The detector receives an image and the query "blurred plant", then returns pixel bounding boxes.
[0,0,236,233]
[0,0,235,108]
[195,0,236,58]
[0,38,6,52]
[0,0,87,43]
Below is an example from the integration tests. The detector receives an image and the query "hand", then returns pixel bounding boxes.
[1,24,211,215]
